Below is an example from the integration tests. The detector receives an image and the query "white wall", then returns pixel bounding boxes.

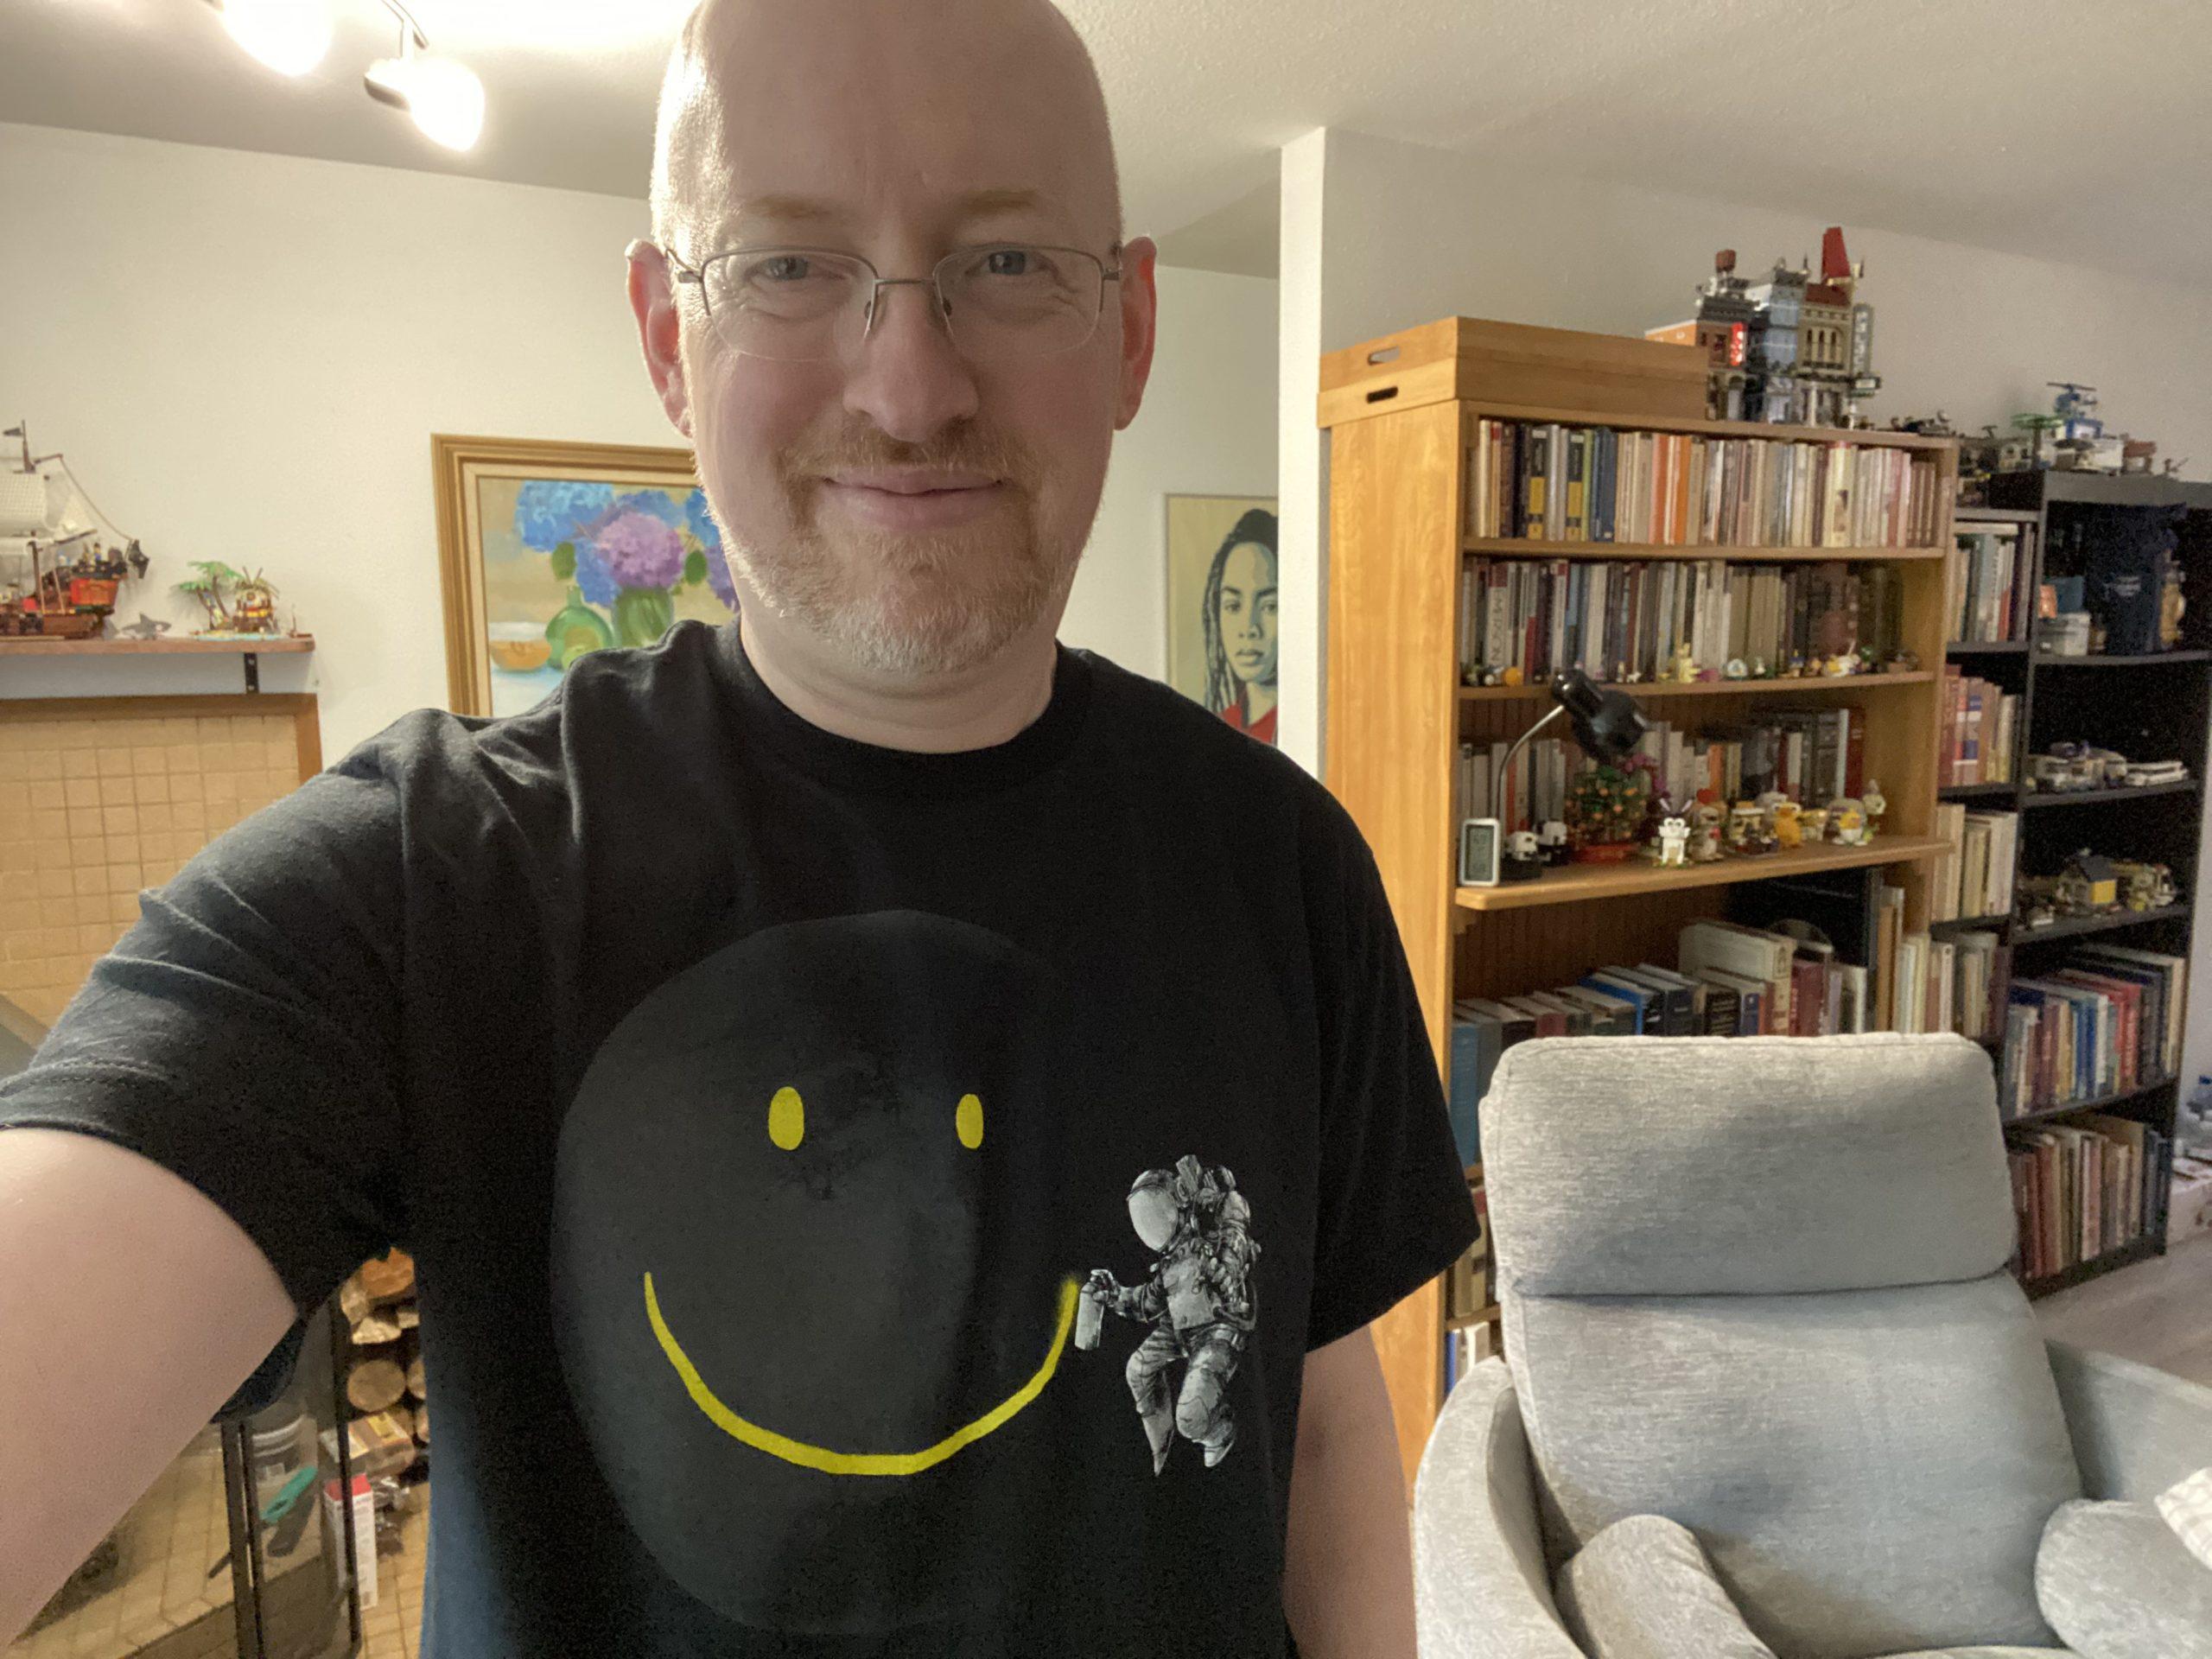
[0,123,1277,758]
[1073,264,1279,679]
[1276,125,2212,1077]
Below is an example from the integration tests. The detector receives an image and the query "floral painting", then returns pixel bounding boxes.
[434,436,731,717]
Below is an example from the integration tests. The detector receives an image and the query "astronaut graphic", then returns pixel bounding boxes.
[1081,1155,1259,1474]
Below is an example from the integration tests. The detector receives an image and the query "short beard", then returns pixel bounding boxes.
[715,420,1082,678]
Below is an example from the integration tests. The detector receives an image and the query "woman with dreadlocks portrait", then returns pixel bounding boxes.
[1199,506,1279,746]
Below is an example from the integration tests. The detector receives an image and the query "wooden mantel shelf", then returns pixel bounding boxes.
[0,634,315,657]
[1453,836,1948,913]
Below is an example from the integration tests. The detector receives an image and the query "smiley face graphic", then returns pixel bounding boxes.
[550,911,1079,1635]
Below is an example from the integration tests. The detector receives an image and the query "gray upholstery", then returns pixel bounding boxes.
[1484,1034,2015,1298]
[1552,1514,1776,1658]
[1414,1033,2212,1659]
[1490,1036,2073,1656]
[2036,1499,2212,1659]
[2046,1342,2212,1503]
[1413,1357,1584,1659]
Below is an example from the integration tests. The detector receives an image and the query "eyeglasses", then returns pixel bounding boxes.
[666,242,1122,365]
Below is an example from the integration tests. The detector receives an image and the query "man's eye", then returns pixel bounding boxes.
[756,256,812,283]
[983,249,1033,277]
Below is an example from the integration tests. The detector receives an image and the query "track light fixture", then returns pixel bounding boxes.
[203,0,485,152]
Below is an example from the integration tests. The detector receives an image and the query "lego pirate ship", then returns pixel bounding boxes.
[0,421,149,638]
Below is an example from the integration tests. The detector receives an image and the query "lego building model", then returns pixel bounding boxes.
[1649,226,1879,428]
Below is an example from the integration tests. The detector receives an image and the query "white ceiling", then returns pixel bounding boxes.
[5,0,2208,289]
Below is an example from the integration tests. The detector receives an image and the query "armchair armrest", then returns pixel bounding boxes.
[2047,1340,2212,1503]
[1414,1357,1585,1659]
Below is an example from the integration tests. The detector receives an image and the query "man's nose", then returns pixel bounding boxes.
[841,282,982,443]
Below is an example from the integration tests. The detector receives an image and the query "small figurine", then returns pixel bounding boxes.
[1862,779,1887,838]
[1749,656,1769,679]
[113,612,172,640]
[1830,799,1867,845]
[1691,798,1726,861]
[1823,653,1858,677]
[1800,805,1829,845]
[1724,800,1754,855]
[1501,666,1524,688]
[1887,650,1920,674]
[1786,652,1808,677]
[1538,819,1571,866]
[1670,643,1697,683]
[1724,657,1749,680]
[1770,799,1802,849]
[1656,815,1690,867]
[1506,829,1541,865]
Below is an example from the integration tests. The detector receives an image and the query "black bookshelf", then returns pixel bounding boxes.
[2018,780,2198,810]
[1968,472,2212,1300]
[2004,1073,2175,1130]
[2011,902,2191,943]
[2022,1232,2164,1301]
[1947,640,2029,656]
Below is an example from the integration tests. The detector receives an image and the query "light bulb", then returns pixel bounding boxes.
[220,0,333,77]
[364,51,486,151]
[404,54,486,150]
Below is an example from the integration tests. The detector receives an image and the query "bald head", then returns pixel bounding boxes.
[648,0,1122,258]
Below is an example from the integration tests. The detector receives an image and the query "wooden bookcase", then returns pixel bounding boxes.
[1951,473,2212,1299]
[1318,317,1960,1478]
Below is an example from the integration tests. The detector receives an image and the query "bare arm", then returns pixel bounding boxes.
[0,1128,296,1645]
[1283,1324,1418,1659]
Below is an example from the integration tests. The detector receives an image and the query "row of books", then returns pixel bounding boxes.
[1464,420,1944,549]
[1446,920,1868,1163]
[1948,524,2037,645]
[1938,670,2019,787]
[1929,805,2018,923]
[1999,944,2188,1119]
[1452,708,1868,834]
[1458,557,1907,684]
[2007,1120,2172,1281]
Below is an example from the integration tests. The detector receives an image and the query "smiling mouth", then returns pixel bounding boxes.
[643,1272,1079,1478]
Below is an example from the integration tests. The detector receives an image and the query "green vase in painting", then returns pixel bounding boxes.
[545,586,615,669]
[613,586,677,650]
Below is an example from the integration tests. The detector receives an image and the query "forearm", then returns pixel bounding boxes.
[1283,1325,1418,1659]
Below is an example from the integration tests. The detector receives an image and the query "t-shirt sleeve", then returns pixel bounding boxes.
[0,767,409,1317]
[1302,795,1480,1351]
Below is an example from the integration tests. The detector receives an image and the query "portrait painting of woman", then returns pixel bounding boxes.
[1164,496,1279,748]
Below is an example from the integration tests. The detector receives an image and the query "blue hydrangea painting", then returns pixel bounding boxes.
[473,474,736,716]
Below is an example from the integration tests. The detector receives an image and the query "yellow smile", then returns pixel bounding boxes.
[643,1271,1079,1478]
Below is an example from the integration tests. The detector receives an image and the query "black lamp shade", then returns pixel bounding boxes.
[1550,669,1649,763]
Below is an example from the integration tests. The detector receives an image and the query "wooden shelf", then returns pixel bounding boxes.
[1945,639,2028,655]
[1443,1304,1500,1333]
[1939,781,2018,801]
[2032,649,2212,668]
[0,634,315,657]
[1459,398,1960,453]
[1452,836,1947,914]
[2019,781,2198,810]
[2021,1232,2164,1300]
[1459,671,1933,702]
[1461,537,1942,563]
[2012,903,2191,943]
[2005,1073,2176,1130]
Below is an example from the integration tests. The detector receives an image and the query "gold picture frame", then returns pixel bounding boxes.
[431,433,727,718]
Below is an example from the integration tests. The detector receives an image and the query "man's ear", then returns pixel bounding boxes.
[626,238,693,440]
[1114,235,1160,432]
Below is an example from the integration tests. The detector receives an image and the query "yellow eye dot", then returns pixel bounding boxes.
[768,1085,804,1150]
[956,1092,983,1149]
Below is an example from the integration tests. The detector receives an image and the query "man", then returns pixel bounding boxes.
[0,0,1477,1652]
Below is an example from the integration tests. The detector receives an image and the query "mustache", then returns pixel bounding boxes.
[779,422,1041,492]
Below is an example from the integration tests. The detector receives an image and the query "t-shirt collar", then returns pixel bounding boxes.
[716,620,1093,798]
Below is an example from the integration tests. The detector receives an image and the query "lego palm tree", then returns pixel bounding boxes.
[175,561,242,632]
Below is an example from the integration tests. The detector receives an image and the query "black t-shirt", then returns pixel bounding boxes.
[1,621,1476,1657]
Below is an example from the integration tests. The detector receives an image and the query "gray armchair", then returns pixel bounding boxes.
[1414,1033,2212,1659]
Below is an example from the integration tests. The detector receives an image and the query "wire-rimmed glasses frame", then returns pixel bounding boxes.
[664,241,1123,365]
